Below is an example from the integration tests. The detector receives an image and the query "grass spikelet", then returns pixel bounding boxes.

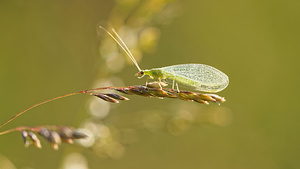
[128,86,153,96]
[104,93,129,100]
[71,130,88,139]
[28,131,42,149]
[114,88,133,95]
[176,91,196,101]
[91,93,119,103]
[21,130,30,148]
[208,94,226,103]
[148,88,174,98]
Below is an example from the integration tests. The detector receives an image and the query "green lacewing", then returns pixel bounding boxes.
[99,26,229,93]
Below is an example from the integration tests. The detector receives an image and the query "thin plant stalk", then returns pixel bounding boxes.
[0,87,113,133]
[0,91,84,131]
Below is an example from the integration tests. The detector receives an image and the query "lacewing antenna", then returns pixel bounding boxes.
[99,26,142,72]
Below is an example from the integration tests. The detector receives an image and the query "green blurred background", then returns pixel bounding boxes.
[1,0,300,169]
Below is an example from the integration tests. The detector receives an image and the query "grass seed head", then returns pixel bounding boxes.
[28,132,42,149]
[72,130,88,139]
[21,130,30,148]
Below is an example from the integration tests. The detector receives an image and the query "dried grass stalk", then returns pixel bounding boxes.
[88,82,226,105]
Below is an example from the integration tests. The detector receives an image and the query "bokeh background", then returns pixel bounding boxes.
[0,0,300,169]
